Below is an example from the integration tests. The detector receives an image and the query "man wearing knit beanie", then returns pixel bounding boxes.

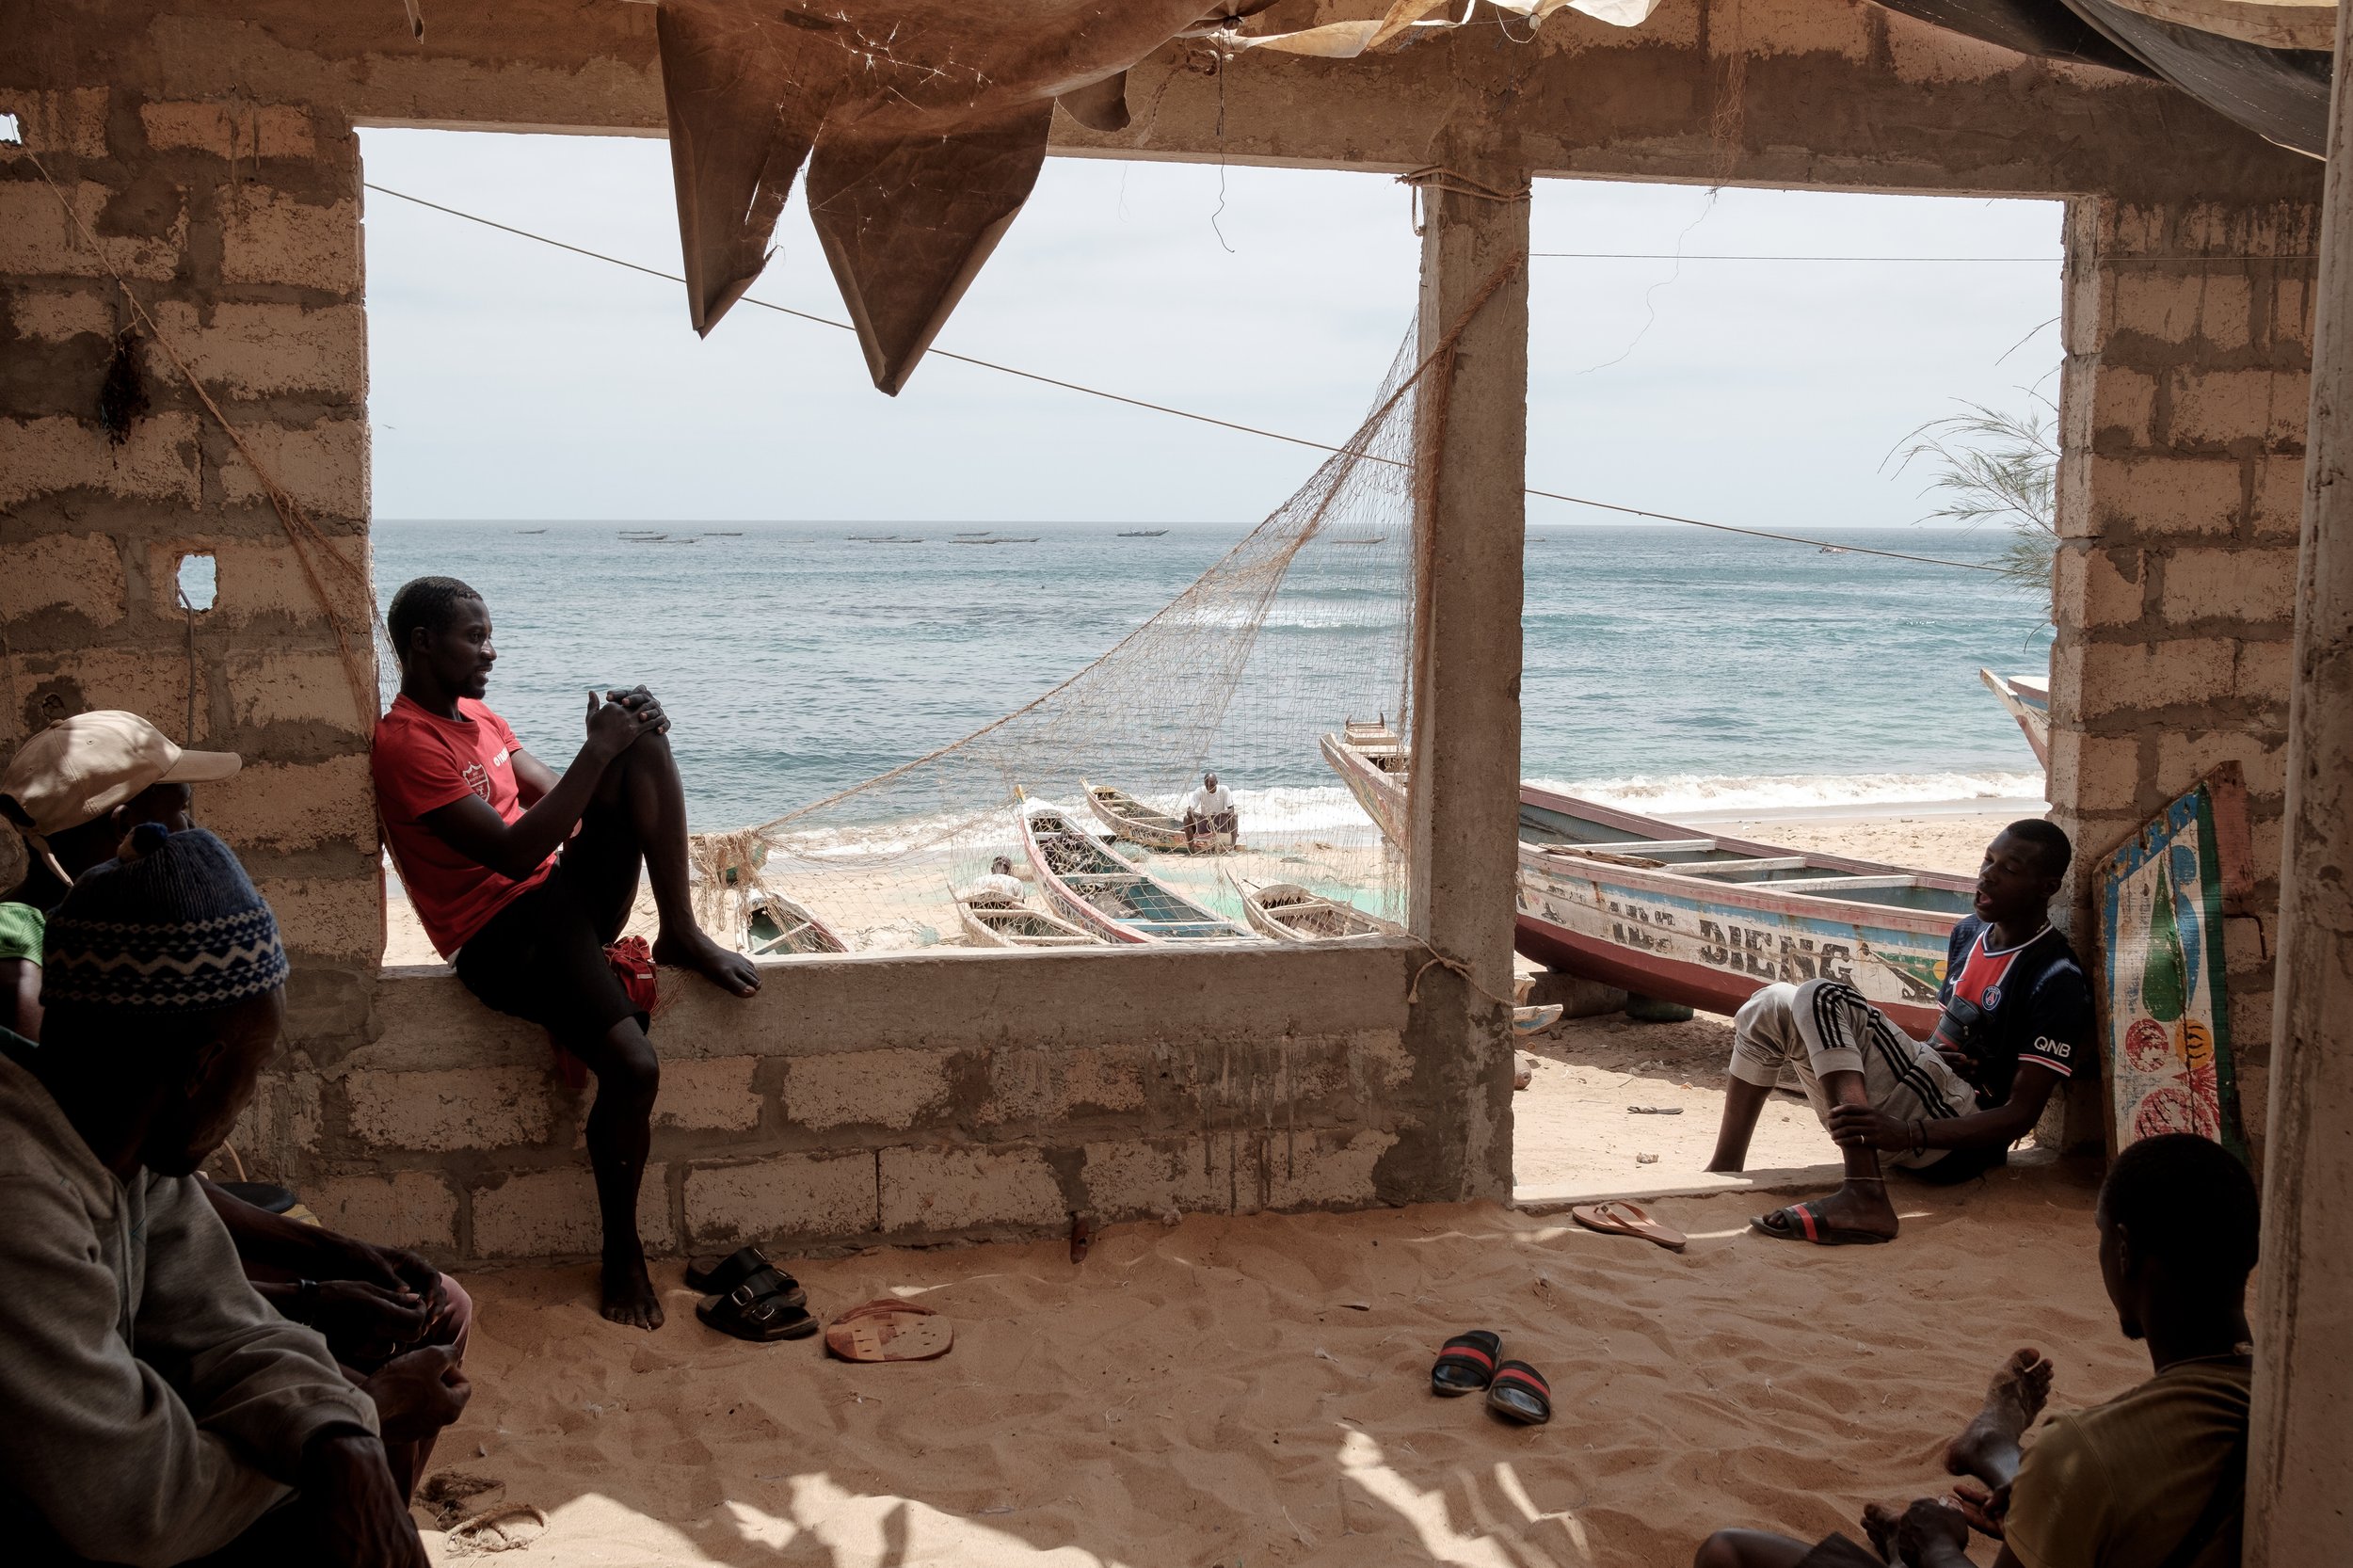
[0,826,462,1567]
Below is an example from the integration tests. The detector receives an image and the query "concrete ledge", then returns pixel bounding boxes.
[250,940,1478,1262]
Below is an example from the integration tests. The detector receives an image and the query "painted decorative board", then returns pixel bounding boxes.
[2096,765,2252,1160]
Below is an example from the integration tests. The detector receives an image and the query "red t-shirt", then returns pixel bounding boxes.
[372,695,552,957]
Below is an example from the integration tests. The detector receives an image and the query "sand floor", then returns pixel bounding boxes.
[424,1169,2137,1568]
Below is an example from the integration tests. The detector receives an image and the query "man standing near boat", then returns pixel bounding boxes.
[1182,771,1239,851]
[1703,820,2090,1245]
[372,576,760,1329]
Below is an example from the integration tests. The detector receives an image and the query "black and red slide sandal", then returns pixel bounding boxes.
[1431,1330,1502,1396]
[1486,1360,1552,1425]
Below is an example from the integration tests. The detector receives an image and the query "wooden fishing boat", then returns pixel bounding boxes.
[744,888,849,957]
[1513,1004,1564,1036]
[1016,802,1251,943]
[951,886,1100,948]
[1322,728,1974,1035]
[1979,667,2051,769]
[1320,720,1410,846]
[1084,781,1236,854]
[1227,873,1399,942]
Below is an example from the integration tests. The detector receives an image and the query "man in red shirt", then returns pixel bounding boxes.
[373,576,760,1329]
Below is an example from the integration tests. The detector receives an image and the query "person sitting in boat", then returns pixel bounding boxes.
[372,576,760,1331]
[1704,819,2089,1245]
[1182,771,1238,850]
[1691,1132,2257,1568]
[963,856,1026,906]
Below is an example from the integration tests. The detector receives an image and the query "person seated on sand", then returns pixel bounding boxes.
[0,712,476,1496]
[1693,1131,2259,1568]
[1182,770,1238,850]
[0,826,467,1568]
[1705,819,2089,1244]
[962,856,1026,905]
[373,576,760,1329]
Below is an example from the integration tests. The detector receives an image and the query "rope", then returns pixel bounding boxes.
[1406,949,1518,1011]
[1397,166,1531,203]
[361,184,2008,576]
[18,150,381,727]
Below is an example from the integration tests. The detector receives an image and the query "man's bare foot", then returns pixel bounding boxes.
[601,1249,664,1330]
[654,929,760,998]
[1945,1346,2053,1477]
[1861,1501,1903,1561]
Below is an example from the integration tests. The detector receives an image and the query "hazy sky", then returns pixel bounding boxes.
[360,128,2064,530]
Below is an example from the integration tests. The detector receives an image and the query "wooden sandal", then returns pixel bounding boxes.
[825,1298,954,1362]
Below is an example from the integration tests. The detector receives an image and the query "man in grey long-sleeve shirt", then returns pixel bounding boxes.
[0,826,461,1566]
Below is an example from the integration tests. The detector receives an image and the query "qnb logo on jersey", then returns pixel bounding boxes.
[461,761,491,801]
[490,747,511,770]
[2037,1036,2073,1060]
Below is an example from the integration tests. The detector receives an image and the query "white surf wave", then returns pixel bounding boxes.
[1532,770,2046,819]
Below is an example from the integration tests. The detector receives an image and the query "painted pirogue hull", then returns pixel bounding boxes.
[1979,668,2051,770]
[1017,805,1248,944]
[1084,782,1228,854]
[1230,876,1400,943]
[745,890,849,956]
[1321,731,1971,1035]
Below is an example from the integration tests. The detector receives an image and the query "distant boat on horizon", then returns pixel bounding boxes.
[848,534,926,544]
[1328,534,1386,546]
[1117,529,1169,537]
[517,528,549,535]
[952,536,1039,545]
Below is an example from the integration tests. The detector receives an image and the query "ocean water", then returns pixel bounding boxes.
[371,521,2050,835]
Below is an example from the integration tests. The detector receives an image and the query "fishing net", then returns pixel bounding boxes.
[689,322,1436,954]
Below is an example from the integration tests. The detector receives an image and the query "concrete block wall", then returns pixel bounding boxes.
[0,85,380,1045]
[2050,197,2319,1148]
[244,944,1444,1264]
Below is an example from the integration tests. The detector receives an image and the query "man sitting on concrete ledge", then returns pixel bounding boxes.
[0,826,464,1568]
[0,710,476,1497]
[1705,820,2089,1244]
[1693,1131,2257,1568]
[374,575,760,1329]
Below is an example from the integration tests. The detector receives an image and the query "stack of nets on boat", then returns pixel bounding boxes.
[691,326,1433,954]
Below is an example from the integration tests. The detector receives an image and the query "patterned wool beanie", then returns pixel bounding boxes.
[42,824,288,1012]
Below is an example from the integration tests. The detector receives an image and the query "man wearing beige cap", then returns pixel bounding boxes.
[0,710,236,1037]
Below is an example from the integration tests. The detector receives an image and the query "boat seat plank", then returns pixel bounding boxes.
[1541,837,1719,855]
[1673,857,1814,876]
[1769,873,1928,893]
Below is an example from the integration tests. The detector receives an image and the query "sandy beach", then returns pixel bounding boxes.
[424,1166,2130,1568]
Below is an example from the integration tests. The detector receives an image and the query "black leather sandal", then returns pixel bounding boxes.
[695,1266,819,1343]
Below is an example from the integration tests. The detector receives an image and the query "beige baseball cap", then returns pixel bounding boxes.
[0,711,241,837]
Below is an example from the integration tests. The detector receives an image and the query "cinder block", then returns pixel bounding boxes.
[204,536,376,631]
[7,648,198,743]
[653,1057,761,1132]
[879,1144,1065,1234]
[2223,914,2272,975]
[2237,1064,2270,1143]
[2169,367,2308,449]
[139,102,317,162]
[304,1172,460,1254]
[2250,816,2285,888]
[0,180,180,281]
[1080,1136,1233,1217]
[2111,270,2251,347]
[223,648,375,738]
[6,284,113,344]
[2053,545,2143,629]
[2073,638,2240,719]
[1263,1128,1397,1209]
[2247,455,2308,541]
[144,301,365,402]
[2153,728,2289,804]
[2080,455,2243,540]
[216,416,369,521]
[0,413,202,509]
[224,1069,324,1175]
[784,1048,951,1132]
[682,1153,877,1245]
[0,534,125,629]
[2159,547,2296,628]
[12,88,109,157]
[253,873,386,964]
[2234,637,2293,705]
[2228,986,2274,1060]
[471,1162,674,1259]
[2086,367,2157,451]
[346,1064,554,1153]
[219,191,360,293]
[200,753,377,855]
[2047,728,2141,815]
[979,1047,1147,1126]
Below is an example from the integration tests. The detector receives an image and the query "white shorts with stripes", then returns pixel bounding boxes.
[1729,979,1981,1171]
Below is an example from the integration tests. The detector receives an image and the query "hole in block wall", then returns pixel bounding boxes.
[175,552,217,614]
[0,113,21,148]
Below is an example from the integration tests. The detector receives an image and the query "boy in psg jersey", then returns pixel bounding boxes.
[1704,820,2091,1245]
[372,577,760,1329]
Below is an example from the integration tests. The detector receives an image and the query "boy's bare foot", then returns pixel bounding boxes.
[601,1248,665,1330]
[654,929,761,998]
[1861,1501,1903,1561]
[1945,1346,2053,1477]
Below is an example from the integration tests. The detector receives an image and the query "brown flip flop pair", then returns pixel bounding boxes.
[826,1298,954,1363]
[1569,1200,1689,1252]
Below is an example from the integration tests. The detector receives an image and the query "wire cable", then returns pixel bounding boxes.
[362,181,2012,575]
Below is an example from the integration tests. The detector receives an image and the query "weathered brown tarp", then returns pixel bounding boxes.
[654,0,1251,392]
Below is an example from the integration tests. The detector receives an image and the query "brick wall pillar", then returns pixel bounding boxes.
[2049,197,2318,1152]
[1,90,381,1105]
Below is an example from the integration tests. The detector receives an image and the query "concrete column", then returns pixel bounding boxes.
[2248,13,2353,1558]
[1380,143,1529,1206]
